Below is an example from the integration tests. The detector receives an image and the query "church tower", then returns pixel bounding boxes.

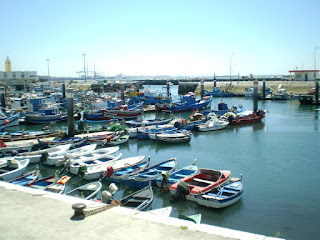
[5,56,12,72]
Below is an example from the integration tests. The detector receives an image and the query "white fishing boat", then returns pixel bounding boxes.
[154,130,192,143]
[0,158,30,181]
[15,144,72,163]
[0,141,34,154]
[65,146,120,159]
[194,175,243,208]
[196,114,229,132]
[83,155,146,180]
[44,144,98,166]
[68,152,123,175]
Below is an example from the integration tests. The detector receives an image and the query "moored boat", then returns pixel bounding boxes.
[122,158,178,188]
[155,163,199,189]
[196,114,229,132]
[8,167,40,186]
[0,158,30,181]
[82,155,146,180]
[44,144,97,166]
[222,109,265,125]
[169,168,231,202]
[103,134,129,146]
[194,175,243,208]
[28,174,71,194]
[68,152,123,175]
[65,181,102,200]
[120,183,153,211]
[16,144,72,163]
[153,130,192,143]
[108,157,151,182]
[156,94,212,113]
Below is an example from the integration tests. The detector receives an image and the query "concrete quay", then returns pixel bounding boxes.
[0,181,282,240]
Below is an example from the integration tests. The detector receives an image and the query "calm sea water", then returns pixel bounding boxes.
[8,85,320,240]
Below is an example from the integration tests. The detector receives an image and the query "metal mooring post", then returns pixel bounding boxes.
[62,83,66,99]
[315,78,319,105]
[120,83,125,100]
[201,80,204,99]
[166,81,170,97]
[0,87,5,109]
[253,80,258,112]
[262,80,266,100]
[66,88,74,137]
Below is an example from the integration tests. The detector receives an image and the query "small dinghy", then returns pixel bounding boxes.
[16,144,72,163]
[0,158,30,181]
[103,134,129,146]
[169,168,231,202]
[120,183,153,211]
[68,152,123,175]
[83,155,146,180]
[65,181,102,200]
[122,158,178,188]
[155,162,198,189]
[108,157,151,183]
[195,175,243,208]
[8,167,40,186]
[44,144,98,167]
[28,174,71,194]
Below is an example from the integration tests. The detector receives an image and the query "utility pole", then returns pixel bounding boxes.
[83,53,87,83]
[46,59,50,81]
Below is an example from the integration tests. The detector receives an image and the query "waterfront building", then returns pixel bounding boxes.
[0,56,38,89]
[289,70,319,81]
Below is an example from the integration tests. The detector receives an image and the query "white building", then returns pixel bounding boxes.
[289,70,319,81]
[0,56,38,87]
[0,71,38,86]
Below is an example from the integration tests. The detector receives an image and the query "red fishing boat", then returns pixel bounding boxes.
[222,109,265,125]
[100,104,143,120]
[169,168,231,202]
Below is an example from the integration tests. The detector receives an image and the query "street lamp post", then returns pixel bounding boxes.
[230,53,234,80]
[46,59,50,81]
[83,53,87,83]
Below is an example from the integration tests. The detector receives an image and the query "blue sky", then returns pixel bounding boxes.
[1,0,319,77]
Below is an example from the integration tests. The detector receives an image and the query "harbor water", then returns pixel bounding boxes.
[6,85,320,240]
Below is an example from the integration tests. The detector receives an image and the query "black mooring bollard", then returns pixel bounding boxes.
[72,203,86,220]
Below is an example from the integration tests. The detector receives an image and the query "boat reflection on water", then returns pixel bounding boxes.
[231,121,265,132]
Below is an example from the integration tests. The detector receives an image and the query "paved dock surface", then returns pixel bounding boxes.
[0,182,281,240]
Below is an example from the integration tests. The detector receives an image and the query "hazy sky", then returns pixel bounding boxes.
[1,0,319,77]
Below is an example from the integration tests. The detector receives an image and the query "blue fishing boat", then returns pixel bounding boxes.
[24,106,66,124]
[154,163,198,189]
[137,126,177,140]
[0,109,20,131]
[122,158,178,188]
[155,93,212,113]
[204,87,234,97]
[204,102,243,117]
[194,175,243,208]
[108,157,151,182]
[8,167,40,186]
[48,137,88,149]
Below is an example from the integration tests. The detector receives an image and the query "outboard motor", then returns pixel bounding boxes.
[170,181,190,203]
[174,121,181,128]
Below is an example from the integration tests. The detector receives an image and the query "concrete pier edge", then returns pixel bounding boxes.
[0,181,282,240]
